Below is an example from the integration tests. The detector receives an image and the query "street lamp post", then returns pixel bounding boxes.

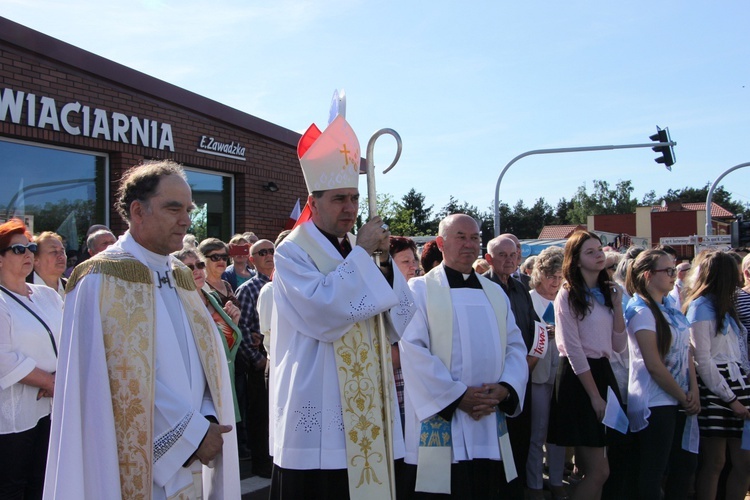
[704,162,750,235]
[494,141,675,236]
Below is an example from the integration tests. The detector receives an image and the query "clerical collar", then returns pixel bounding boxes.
[130,237,174,289]
[443,264,482,289]
[133,240,171,272]
[315,224,352,258]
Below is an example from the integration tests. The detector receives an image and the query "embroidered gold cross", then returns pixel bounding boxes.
[114,359,134,379]
[339,144,351,166]
[120,455,138,475]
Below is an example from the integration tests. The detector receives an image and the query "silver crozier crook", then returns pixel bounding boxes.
[365,128,402,500]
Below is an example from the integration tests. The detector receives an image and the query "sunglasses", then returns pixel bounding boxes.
[653,267,677,277]
[607,264,618,271]
[0,243,38,255]
[185,262,206,271]
[206,254,229,262]
[253,248,275,257]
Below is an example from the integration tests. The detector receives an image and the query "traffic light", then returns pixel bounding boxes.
[650,126,676,170]
[733,220,750,247]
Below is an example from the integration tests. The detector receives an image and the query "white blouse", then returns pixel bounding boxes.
[690,318,745,403]
[0,284,63,433]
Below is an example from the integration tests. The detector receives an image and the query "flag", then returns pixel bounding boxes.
[11,178,25,219]
[292,203,313,229]
[56,211,79,252]
[285,198,304,230]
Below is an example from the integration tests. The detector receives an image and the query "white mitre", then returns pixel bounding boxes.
[298,114,361,192]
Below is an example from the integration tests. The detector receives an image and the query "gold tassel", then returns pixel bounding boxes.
[66,253,152,292]
[172,265,197,291]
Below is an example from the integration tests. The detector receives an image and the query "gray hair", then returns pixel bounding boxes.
[115,160,187,222]
[530,246,564,289]
[172,247,202,263]
[86,229,115,252]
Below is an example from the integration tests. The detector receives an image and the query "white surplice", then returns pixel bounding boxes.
[270,221,415,470]
[43,232,240,500]
[399,266,529,464]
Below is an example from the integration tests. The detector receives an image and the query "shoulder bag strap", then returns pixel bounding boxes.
[0,285,57,357]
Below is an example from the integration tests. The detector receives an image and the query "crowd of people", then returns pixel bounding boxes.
[1,110,750,500]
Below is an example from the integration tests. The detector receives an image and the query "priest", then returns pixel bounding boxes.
[269,113,416,499]
[399,214,529,498]
[43,161,240,500]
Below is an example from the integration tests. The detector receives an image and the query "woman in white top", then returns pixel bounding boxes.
[0,219,63,499]
[684,251,750,500]
[525,246,567,500]
[624,249,700,500]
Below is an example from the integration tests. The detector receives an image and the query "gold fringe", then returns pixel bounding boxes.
[66,253,153,292]
[172,265,197,291]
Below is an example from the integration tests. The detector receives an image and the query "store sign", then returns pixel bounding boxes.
[0,87,175,151]
[197,135,246,161]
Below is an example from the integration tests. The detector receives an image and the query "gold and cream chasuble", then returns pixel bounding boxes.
[43,233,240,500]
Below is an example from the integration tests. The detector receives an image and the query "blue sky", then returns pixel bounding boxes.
[2,1,748,217]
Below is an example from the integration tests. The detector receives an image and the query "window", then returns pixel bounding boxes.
[0,138,108,255]
[184,167,233,242]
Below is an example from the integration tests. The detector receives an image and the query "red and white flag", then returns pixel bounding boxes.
[285,198,307,229]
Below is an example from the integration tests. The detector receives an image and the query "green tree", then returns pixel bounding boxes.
[189,203,208,242]
[568,179,638,223]
[400,189,434,235]
[660,184,749,218]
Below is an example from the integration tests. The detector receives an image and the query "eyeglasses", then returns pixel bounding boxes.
[653,267,677,277]
[206,253,229,262]
[0,243,38,255]
[545,274,563,281]
[253,248,275,257]
[185,262,206,271]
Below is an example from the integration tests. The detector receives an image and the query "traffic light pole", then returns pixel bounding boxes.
[704,161,750,235]
[493,141,675,237]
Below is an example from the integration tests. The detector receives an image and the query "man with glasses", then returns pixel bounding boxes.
[484,234,540,497]
[235,239,276,478]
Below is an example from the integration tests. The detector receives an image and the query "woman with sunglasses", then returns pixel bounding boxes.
[198,238,240,309]
[173,247,242,423]
[684,251,750,500]
[547,231,626,500]
[0,219,63,499]
[624,249,699,499]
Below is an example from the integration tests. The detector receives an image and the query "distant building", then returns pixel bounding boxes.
[533,202,735,260]
[538,224,587,239]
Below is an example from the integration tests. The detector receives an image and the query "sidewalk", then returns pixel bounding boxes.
[239,459,271,500]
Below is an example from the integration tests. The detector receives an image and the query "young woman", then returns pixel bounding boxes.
[685,251,750,500]
[624,249,700,500]
[547,231,626,500]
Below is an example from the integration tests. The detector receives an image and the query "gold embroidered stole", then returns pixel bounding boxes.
[67,255,225,500]
[286,226,393,500]
[416,267,514,493]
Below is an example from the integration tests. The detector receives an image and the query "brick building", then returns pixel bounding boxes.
[0,17,307,252]
[586,201,734,259]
